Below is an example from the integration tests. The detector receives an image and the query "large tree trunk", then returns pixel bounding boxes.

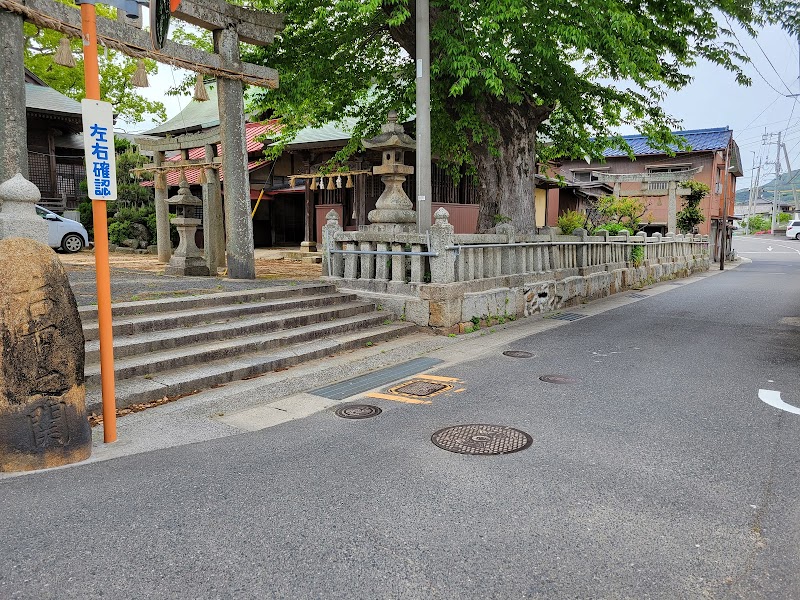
[471,100,548,233]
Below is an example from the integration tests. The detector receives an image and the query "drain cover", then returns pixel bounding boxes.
[503,350,534,358]
[544,312,587,321]
[431,425,532,455]
[629,293,649,299]
[392,380,449,397]
[539,375,578,384]
[334,404,382,419]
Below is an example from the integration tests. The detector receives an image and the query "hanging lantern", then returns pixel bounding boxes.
[54,36,76,68]
[336,175,342,189]
[131,59,149,88]
[193,73,209,101]
[345,174,354,189]
[326,176,335,190]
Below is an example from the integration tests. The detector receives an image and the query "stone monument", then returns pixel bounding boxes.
[362,111,417,232]
[0,238,92,472]
[0,174,48,244]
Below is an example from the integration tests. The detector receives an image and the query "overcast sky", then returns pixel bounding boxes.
[121,20,800,193]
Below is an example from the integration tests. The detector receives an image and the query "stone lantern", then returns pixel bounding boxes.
[164,174,209,276]
[362,111,417,232]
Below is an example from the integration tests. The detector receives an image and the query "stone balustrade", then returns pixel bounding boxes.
[321,208,710,330]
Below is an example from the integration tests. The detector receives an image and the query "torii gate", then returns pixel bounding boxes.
[593,167,703,233]
[0,0,283,279]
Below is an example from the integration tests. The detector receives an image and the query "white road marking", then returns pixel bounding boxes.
[767,246,773,251]
[758,389,800,415]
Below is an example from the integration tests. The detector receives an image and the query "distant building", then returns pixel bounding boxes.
[549,127,743,237]
[24,69,86,211]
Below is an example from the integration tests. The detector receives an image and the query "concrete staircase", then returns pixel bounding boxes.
[80,283,414,412]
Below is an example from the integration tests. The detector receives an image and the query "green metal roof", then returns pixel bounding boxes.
[144,84,221,135]
[268,118,360,150]
[25,83,82,118]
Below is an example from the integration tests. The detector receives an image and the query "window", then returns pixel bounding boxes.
[572,170,598,183]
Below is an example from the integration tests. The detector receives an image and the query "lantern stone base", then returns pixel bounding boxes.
[165,255,211,277]
[300,240,317,252]
[165,217,210,277]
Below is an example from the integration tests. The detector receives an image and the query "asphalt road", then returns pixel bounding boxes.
[3,237,800,599]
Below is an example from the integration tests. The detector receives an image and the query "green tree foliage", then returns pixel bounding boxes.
[676,180,709,233]
[23,1,165,123]
[246,0,797,232]
[742,215,771,233]
[557,209,588,234]
[594,195,648,231]
[778,212,792,225]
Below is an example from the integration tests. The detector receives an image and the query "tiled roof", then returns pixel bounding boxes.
[25,83,82,118]
[603,128,733,157]
[142,121,280,187]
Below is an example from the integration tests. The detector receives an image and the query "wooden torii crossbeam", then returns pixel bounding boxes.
[593,167,702,233]
[0,0,283,279]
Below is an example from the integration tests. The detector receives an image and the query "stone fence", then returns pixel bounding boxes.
[321,207,710,331]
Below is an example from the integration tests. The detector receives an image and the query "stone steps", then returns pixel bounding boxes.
[81,284,414,412]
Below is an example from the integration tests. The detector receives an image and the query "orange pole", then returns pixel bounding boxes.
[81,2,117,443]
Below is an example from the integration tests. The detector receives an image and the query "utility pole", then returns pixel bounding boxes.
[747,158,761,235]
[782,141,799,212]
[772,131,782,233]
[720,145,730,270]
[415,0,432,233]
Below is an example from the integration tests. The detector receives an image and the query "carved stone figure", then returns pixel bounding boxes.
[0,238,91,471]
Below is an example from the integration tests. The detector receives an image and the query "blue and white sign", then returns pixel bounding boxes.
[81,99,118,201]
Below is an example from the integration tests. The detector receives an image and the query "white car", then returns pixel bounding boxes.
[35,205,89,253]
[787,220,800,240]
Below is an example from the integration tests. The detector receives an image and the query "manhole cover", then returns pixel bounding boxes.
[539,375,578,384]
[503,350,534,358]
[334,404,382,419]
[392,380,449,397]
[431,424,532,455]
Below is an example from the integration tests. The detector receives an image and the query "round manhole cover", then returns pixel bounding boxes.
[431,424,532,455]
[334,405,382,419]
[539,375,578,384]
[503,350,534,358]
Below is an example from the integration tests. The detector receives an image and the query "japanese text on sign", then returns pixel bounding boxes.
[81,100,118,201]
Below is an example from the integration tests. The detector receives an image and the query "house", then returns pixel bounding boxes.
[142,84,480,247]
[548,127,743,237]
[24,69,86,212]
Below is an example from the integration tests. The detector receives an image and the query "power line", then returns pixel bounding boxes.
[723,16,793,97]
[752,35,795,94]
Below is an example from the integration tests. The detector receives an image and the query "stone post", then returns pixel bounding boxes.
[204,143,226,272]
[667,181,677,234]
[429,207,455,284]
[573,228,588,268]
[214,26,256,280]
[153,150,172,263]
[0,174,48,244]
[321,209,343,277]
[0,10,28,182]
[496,221,516,275]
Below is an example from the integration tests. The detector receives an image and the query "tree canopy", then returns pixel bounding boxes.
[248,0,798,231]
[23,1,165,123]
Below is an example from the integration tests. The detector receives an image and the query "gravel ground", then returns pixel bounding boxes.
[59,250,323,306]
